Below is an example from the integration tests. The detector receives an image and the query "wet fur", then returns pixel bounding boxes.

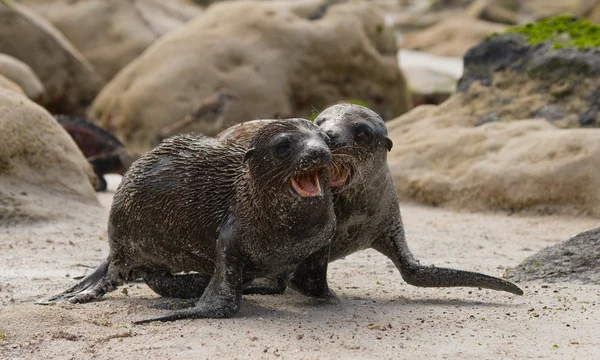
[38,119,337,322]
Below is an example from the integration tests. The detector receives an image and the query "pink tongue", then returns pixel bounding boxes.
[292,171,321,197]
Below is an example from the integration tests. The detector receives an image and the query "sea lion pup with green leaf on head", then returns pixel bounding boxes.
[38,119,338,323]
[219,104,523,298]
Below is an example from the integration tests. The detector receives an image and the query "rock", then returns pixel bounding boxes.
[90,0,409,153]
[0,0,103,114]
[386,17,600,217]
[0,74,25,95]
[506,228,600,285]
[19,0,202,82]
[0,53,45,101]
[401,15,507,57]
[0,89,98,224]
[465,0,519,25]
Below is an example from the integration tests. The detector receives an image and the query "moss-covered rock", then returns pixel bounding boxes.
[507,16,600,49]
[384,16,600,218]
[458,16,600,127]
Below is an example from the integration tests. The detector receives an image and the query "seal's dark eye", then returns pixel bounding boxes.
[314,117,326,126]
[355,124,373,141]
[275,137,291,156]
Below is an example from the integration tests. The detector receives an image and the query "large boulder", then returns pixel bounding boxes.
[18,0,202,82]
[0,89,98,224]
[506,227,600,285]
[0,0,103,114]
[387,17,600,217]
[90,0,410,153]
[0,53,45,101]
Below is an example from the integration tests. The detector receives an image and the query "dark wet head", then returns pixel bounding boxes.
[244,119,332,198]
[314,104,392,189]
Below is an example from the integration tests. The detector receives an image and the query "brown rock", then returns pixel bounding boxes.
[19,0,202,82]
[0,0,103,114]
[0,89,98,224]
[0,53,45,101]
[465,0,519,25]
[387,96,600,217]
[89,0,409,153]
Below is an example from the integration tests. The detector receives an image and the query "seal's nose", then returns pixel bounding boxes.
[302,137,332,168]
[325,130,340,145]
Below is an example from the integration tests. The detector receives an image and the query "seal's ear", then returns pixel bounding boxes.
[243,148,255,163]
[384,137,393,152]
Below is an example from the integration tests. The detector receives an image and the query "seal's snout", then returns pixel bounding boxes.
[291,136,330,197]
[306,144,332,164]
[299,136,332,168]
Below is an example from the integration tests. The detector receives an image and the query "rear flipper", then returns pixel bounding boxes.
[143,271,211,310]
[374,234,524,296]
[36,260,119,304]
[143,271,211,299]
[242,275,286,295]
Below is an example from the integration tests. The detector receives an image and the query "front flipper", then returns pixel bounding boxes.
[135,219,244,323]
[288,246,339,303]
[373,228,524,296]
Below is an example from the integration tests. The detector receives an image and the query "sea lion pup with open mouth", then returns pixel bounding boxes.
[38,119,337,323]
[221,105,523,297]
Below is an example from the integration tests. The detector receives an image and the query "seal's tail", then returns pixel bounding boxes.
[35,260,118,304]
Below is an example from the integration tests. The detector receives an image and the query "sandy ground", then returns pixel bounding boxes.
[1,175,599,359]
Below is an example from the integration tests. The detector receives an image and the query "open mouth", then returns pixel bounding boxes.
[291,168,322,197]
[329,162,351,188]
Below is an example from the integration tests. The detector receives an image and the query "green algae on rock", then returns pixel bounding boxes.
[506,15,600,50]
[457,15,600,127]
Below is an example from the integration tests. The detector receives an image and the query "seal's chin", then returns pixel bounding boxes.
[291,169,322,197]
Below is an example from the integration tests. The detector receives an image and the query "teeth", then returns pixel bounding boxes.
[291,169,322,197]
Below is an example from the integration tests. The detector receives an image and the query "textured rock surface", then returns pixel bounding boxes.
[387,24,600,217]
[90,0,409,153]
[0,0,103,114]
[19,0,202,82]
[0,89,98,224]
[0,53,45,101]
[506,227,600,284]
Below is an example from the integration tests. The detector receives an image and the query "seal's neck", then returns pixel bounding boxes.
[237,171,332,237]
